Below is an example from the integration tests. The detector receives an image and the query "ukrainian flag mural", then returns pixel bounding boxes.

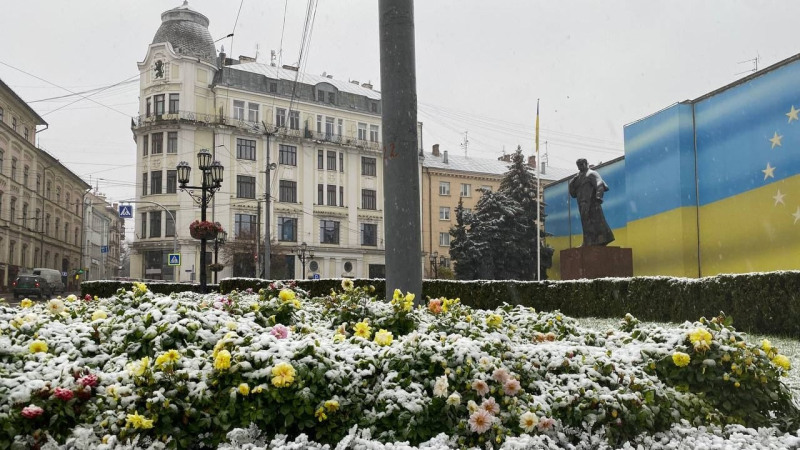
[545,54,800,279]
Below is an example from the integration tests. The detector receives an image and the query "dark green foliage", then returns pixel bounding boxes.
[448,197,479,279]
[80,281,219,298]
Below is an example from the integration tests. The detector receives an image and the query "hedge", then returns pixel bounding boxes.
[80,281,219,299]
[80,271,800,337]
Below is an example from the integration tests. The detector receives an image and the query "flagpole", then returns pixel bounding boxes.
[536,99,541,281]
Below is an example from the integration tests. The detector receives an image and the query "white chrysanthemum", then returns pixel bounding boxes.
[47,299,65,314]
[446,392,461,406]
[433,375,448,398]
[519,411,539,433]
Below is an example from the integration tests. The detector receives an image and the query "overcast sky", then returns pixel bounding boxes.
[2,0,799,213]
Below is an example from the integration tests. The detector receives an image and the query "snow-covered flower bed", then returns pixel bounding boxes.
[1,283,799,449]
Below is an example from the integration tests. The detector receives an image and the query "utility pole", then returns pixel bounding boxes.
[263,130,275,279]
[379,0,422,302]
[461,131,469,158]
[256,200,261,278]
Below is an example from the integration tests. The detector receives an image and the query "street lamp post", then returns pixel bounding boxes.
[293,242,314,280]
[429,251,446,279]
[213,222,227,284]
[176,149,224,293]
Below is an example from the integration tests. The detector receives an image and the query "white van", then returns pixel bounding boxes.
[32,268,65,294]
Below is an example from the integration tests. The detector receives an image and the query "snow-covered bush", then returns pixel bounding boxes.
[1,283,797,449]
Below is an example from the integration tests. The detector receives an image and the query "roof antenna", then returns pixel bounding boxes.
[735,54,759,76]
[461,131,469,158]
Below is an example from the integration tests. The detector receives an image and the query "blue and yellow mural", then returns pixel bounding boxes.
[545,54,800,279]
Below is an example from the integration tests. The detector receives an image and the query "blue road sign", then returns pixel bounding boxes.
[118,205,133,218]
[168,254,181,266]
[312,273,321,280]
[101,245,108,253]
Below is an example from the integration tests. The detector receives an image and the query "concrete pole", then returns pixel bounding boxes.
[379,0,422,303]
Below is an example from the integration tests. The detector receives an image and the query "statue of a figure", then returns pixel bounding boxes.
[568,158,615,246]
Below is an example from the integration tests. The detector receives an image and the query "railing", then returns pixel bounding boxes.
[132,111,382,150]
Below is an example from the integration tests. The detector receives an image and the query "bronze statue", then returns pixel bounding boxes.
[568,159,615,246]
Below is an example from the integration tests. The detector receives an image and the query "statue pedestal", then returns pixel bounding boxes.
[560,246,633,280]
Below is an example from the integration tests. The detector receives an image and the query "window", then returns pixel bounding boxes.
[316,115,322,133]
[168,93,179,113]
[150,211,161,238]
[317,184,324,205]
[279,144,297,166]
[236,175,256,199]
[338,118,343,136]
[269,82,277,93]
[8,241,14,264]
[34,208,40,229]
[150,170,162,194]
[439,181,450,196]
[320,220,340,244]
[361,223,377,246]
[167,132,177,153]
[64,222,69,242]
[22,203,27,225]
[166,170,177,193]
[35,174,41,193]
[12,117,17,132]
[23,166,29,187]
[66,193,70,208]
[236,138,256,160]
[10,158,16,181]
[371,102,378,113]
[45,214,50,235]
[461,183,472,197]
[55,218,60,236]
[21,245,27,268]
[142,173,148,196]
[439,232,451,246]
[233,100,245,120]
[151,133,163,154]
[328,92,335,104]
[146,98,152,117]
[143,134,149,155]
[289,110,299,130]
[327,185,337,206]
[46,180,51,198]
[362,157,376,176]
[248,103,259,122]
[276,108,286,128]
[340,186,344,207]
[164,210,175,237]
[317,90,325,102]
[74,227,79,245]
[362,189,377,210]
[24,127,29,142]
[56,187,60,203]
[327,151,336,171]
[279,180,297,203]
[370,125,379,142]
[0,150,3,173]
[325,117,334,136]
[340,153,344,173]
[154,94,165,115]
[0,193,3,220]
[278,217,297,241]
[0,107,3,121]
[234,213,257,237]
[317,149,324,169]
[440,206,451,220]
[34,248,39,266]
[358,122,367,140]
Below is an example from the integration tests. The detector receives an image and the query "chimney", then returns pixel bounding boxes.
[282,64,299,71]
[219,51,226,69]
[443,150,449,164]
[362,82,373,89]
[498,154,511,162]
[432,144,440,157]
[527,155,536,167]
[326,74,333,79]
[351,80,360,85]
[239,55,256,63]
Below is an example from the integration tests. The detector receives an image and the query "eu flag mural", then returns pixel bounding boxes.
[545,53,800,279]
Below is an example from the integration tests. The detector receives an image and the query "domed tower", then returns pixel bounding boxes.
[130,1,219,283]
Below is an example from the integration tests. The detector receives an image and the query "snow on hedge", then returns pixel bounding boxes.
[1,282,798,449]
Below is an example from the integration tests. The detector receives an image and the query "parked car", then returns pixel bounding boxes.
[32,268,65,294]
[13,276,52,299]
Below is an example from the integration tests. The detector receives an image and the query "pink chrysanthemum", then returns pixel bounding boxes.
[468,409,494,434]
[78,374,99,387]
[53,388,73,401]
[503,378,521,396]
[492,368,510,384]
[538,417,556,431]
[472,379,489,396]
[270,324,289,339]
[21,405,44,419]
[481,396,500,415]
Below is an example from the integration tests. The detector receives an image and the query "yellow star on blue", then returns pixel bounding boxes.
[787,105,800,123]
[769,132,783,149]
[762,162,776,180]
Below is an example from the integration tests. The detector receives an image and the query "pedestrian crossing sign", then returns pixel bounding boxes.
[118,205,133,218]
[168,253,181,266]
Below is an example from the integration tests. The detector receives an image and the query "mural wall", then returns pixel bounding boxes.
[544,55,800,279]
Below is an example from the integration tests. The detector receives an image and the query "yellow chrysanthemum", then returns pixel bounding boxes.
[353,321,372,339]
[127,356,150,377]
[324,399,340,412]
[271,361,296,388]
[278,289,295,302]
[226,321,238,330]
[132,282,148,296]
[315,407,327,422]
[29,340,48,354]
[341,279,354,291]
[252,386,264,394]
[374,329,393,346]
[238,383,250,396]
[773,354,791,371]
[126,412,154,429]
[689,328,713,351]
[486,314,503,328]
[672,352,691,367]
[393,289,403,301]
[155,349,180,368]
[214,350,232,370]
[333,333,346,343]
[20,299,33,308]
[92,310,107,321]
[762,339,772,353]
[292,299,302,309]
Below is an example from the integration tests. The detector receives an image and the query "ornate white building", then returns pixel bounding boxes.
[130,2,386,281]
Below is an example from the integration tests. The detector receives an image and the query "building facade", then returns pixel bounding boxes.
[131,2,386,281]
[0,78,90,290]
[421,144,571,278]
[82,192,125,281]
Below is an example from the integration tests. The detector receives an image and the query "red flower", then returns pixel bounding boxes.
[53,387,74,401]
[78,374,99,388]
[84,294,92,301]
[21,405,44,419]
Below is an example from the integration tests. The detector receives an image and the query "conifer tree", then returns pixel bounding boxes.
[448,197,479,280]
[468,189,523,279]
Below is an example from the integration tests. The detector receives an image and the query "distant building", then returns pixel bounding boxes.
[0,78,91,290]
[131,1,386,281]
[82,192,124,281]
[421,144,571,278]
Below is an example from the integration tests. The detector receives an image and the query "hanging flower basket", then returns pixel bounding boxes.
[208,263,225,272]
[189,220,222,240]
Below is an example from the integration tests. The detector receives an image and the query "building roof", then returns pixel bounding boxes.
[423,152,571,181]
[152,1,216,64]
[0,78,47,126]
[230,61,382,101]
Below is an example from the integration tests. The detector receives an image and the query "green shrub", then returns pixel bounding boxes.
[80,281,219,298]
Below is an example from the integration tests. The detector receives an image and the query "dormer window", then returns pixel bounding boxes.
[328,92,335,104]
